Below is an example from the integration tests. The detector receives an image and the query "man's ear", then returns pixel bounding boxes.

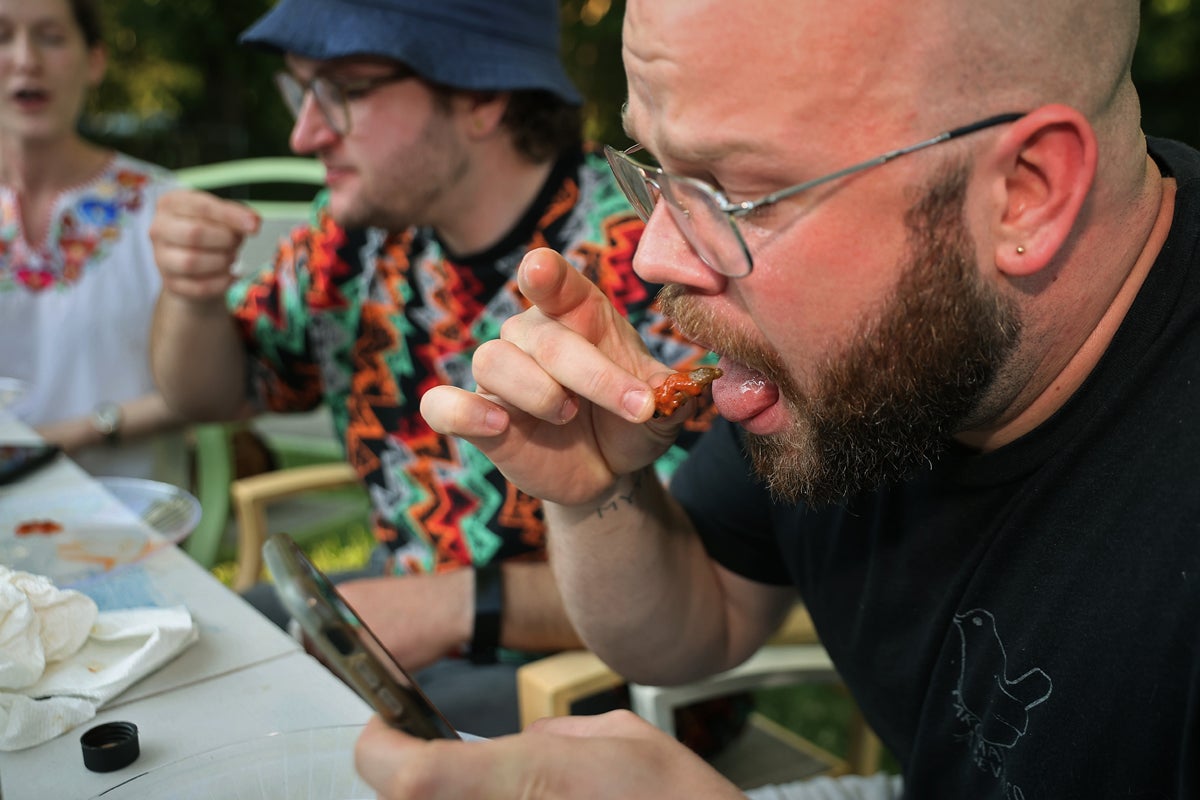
[460,91,510,139]
[982,104,1097,277]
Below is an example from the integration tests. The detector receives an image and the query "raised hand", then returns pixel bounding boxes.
[420,247,694,507]
[150,189,261,303]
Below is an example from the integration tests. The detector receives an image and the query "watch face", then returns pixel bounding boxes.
[93,403,121,436]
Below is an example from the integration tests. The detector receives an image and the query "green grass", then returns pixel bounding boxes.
[754,683,900,773]
[754,683,856,756]
[209,521,375,588]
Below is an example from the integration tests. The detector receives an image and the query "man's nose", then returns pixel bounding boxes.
[288,92,338,155]
[632,204,728,293]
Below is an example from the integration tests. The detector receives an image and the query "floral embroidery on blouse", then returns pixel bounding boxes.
[0,166,152,292]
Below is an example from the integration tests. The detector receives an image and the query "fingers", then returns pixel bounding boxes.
[355,716,442,798]
[355,716,521,800]
[157,188,262,236]
[476,331,649,424]
[151,189,262,302]
[473,338,579,424]
[506,249,659,422]
[528,709,660,740]
[517,248,601,324]
[420,385,509,439]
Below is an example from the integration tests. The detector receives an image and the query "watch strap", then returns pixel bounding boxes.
[467,562,503,665]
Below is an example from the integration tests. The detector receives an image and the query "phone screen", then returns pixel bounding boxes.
[262,533,460,740]
[0,443,60,486]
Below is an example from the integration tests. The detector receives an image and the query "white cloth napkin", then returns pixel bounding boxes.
[0,566,198,750]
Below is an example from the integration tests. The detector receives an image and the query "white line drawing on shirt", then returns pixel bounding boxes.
[952,607,1052,790]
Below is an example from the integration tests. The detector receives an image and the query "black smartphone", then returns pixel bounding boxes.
[261,532,460,740]
[0,443,61,486]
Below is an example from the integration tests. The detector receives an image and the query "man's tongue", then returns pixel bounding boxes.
[711,356,779,422]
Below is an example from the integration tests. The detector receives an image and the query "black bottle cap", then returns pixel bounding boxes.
[80,721,140,773]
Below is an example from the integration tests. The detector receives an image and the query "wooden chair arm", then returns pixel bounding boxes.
[517,650,626,729]
[769,604,819,645]
[514,604,882,776]
[228,462,360,591]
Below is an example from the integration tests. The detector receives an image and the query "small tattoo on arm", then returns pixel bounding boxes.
[594,471,646,519]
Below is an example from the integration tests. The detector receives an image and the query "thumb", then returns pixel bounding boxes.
[356,718,576,799]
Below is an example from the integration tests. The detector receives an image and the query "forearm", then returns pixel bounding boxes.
[545,468,754,685]
[497,560,582,652]
[150,292,250,421]
[35,392,187,453]
[339,560,583,672]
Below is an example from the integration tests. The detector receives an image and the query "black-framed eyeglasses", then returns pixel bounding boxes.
[604,112,1026,278]
[274,68,415,137]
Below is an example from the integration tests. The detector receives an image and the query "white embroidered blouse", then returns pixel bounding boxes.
[0,152,186,484]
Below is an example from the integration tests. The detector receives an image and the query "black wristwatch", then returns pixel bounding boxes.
[91,402,123,445]
[467,563,504,665]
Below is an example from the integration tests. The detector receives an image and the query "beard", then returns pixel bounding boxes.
[330,107,469,232]
[659,165,1022,506]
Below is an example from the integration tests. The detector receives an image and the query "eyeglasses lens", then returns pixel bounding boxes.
[274,73,304,117]
[605,150,658,222]
[605,146,751,277]
[274,73,348,135]
[661,180,751,276]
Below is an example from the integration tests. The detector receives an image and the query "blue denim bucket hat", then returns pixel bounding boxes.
[240,0,582,105]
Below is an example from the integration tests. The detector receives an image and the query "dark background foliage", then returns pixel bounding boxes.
[85,0,1199,169]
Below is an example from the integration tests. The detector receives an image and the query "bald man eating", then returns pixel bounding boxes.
[359,0,1200,797]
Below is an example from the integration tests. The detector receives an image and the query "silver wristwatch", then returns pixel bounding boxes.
[91,402,123,445]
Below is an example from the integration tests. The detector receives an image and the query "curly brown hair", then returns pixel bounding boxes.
[429,85,583,163]
[500,89,583,163]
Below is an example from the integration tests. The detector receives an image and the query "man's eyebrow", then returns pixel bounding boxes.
[618,101,760,165]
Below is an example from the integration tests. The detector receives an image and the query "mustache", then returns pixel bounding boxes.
[655,284,794,389]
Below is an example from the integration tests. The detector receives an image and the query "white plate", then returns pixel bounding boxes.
[92,726,372,800]
[0,481,164,587]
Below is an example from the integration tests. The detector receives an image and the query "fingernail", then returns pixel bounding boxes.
[484,408,507,433]
[558,396,578,424]
[622,389,652,421]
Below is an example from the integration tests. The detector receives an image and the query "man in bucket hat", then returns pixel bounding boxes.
[147,0,713,736]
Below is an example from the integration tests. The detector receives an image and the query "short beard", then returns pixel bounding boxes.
[663,165,1022,506]
[331,108,469,232]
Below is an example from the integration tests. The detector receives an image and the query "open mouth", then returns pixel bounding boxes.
[12,88,50,105]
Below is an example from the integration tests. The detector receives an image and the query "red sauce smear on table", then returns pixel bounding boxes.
[15,519,63,536]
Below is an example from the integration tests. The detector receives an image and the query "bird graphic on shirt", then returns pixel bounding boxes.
[952,608,1053,750]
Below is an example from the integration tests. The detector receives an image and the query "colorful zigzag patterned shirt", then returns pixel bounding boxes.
[229,149,714,575]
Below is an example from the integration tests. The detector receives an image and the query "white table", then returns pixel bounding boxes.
[0,416,373,799]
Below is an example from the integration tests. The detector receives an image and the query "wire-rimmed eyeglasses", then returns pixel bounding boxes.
[274,68,415,137]
[604,112,1026,278]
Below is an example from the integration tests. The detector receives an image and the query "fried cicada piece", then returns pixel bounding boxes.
[652,366,723,418]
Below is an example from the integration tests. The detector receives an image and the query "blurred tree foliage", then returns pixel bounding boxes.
[1135,0,1200,147]
[86,0,1198,170]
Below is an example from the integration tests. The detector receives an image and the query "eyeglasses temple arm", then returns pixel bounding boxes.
[734,112,1027,214]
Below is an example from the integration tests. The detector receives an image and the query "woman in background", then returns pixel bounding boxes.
[0,0,187,485]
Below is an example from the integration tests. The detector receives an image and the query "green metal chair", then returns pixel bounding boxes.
[172,158,370,571]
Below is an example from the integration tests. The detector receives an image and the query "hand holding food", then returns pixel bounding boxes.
[420,248,686,507]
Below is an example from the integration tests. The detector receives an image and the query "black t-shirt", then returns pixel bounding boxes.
[673,138,1200,798]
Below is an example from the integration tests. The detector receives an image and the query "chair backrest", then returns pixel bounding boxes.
[174,157,325,275]
[173,157,328,568]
